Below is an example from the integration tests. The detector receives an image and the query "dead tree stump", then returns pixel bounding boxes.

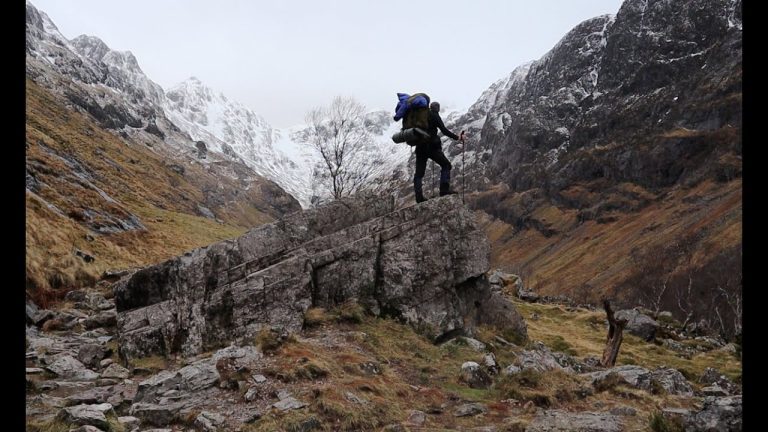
[600,299,628,367]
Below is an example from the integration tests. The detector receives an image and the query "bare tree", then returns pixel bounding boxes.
[674,272,695,330]
[600,299,627,367]
[297,96,379,203]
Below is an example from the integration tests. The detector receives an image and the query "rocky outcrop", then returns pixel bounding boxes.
[662,396,742,432]
[584,365,693,396]
[448,0,741,194]
[115,194,528,360]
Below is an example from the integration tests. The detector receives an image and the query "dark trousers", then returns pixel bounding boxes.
[414,143,452,197]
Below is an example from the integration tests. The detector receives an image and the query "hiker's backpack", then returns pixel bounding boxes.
[392,92,431,146]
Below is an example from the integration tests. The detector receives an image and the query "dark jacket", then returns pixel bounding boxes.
[426,110,459,149]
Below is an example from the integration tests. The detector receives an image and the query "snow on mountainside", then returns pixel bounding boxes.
[25,0,454,209]
[162,78,312,206]
[163,79,411,208]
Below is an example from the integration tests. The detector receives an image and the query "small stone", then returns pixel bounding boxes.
[609,406,637,416]
[252,374,267,383]
[358,361,382,376]
[244,387,260,402]
[117,416,140,429]
[100,364,130,380]
[273,396,308,411]
[195,411,226,431]
[460,361,492,389]
[482,353,499,375]
[244,410,264,423]
[454,403,487,417]
[339,391,365,405]
[701,385,729,396]
[406,410,426,426]
[65,290,88,302]
[69,426,105,432]
[100,359,113,368]
[26,368,44,374]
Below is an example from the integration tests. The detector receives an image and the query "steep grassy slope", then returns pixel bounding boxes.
[472,168,741,337]
[26,79,298,306]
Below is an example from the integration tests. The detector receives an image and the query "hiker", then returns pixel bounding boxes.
[413,101,465,203]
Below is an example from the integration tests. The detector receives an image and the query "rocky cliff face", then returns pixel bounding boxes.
[115,194,527,360]
[425,0,742,334]
[445,0,741,192]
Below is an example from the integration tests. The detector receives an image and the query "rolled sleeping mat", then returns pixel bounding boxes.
[391,128,430,143]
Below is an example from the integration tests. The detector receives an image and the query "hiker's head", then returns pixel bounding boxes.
[430,101,440,113]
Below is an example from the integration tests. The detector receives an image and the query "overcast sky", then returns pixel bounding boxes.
[32,0,625,128]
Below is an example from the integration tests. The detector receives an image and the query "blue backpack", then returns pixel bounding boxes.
[392,92,431,145]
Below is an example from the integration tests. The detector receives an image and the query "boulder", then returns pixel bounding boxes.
[460,361,493,389]
[514,342,568,372]
[615,309,659,341]
[133,361,218,404]
[56,403,114,429]
[637,368,693,396]
[195,411,226,431]
[583,365,650,388]
[128,401,186,425]
[115,195,527,360]
[699,367,739,395]
[685,396,742,431]
[46,356,99,380]
[117,416,140,429]
[77,344,110,369]
[100,364,130,380]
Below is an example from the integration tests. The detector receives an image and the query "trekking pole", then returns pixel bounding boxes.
[460,130,466,204]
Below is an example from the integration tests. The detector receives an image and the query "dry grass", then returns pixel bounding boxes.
[483,178,742,305]
[514,298,742,382]
[26,78,277,306]
[128,355,168,372]
[27,413,126,432]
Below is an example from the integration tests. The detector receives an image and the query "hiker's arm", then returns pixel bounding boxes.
[435,115,459,140]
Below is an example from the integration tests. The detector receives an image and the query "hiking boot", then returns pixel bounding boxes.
[439,182,458,196]
[415,177,428,203]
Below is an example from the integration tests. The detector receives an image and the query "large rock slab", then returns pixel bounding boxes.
[637,368,693,396]
[133,360,219,403]
[116,195,527,359]
[56,403,114,429]
[583,365,650,388]
[45,355,99,381]
[527,410,623,431]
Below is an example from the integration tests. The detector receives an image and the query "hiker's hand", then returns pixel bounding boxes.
[459,130,466,143]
